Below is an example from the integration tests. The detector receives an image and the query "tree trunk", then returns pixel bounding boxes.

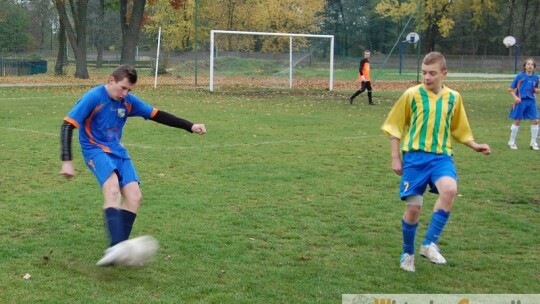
[54,0,89,79]
[55,22,67,75]
[519,0,529,54]
[120,0,147,65]
[507,0,516,36]
[336,0,348,56]
[96,0,105,68]
[526,1,539,56]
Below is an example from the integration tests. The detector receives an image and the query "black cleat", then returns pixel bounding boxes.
[348,97,353,104]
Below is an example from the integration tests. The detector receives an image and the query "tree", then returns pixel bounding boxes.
[55,21,67,75]
[54,0,89,79]
[20,0,57,51]
[257,0,325,52]
[144,0,193,51]
[96,0,105,68]
[0,0,33,52]
[120,0,148,65]
[145,0,325,53]
[375,0,449,52]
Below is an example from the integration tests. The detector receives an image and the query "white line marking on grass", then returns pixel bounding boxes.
[2,127,59,137]
[0,95,75,101]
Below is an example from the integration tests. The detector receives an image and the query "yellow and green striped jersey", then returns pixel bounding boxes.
[381,84,474,156]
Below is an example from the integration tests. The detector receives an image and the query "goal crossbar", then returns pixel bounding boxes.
[209,30,335,91]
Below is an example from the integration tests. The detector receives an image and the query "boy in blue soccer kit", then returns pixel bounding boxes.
[60,65,206,266]
[381,52,491,272]
[507,58,539,150]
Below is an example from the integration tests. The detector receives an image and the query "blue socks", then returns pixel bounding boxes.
[402,219,418,254]
[104,208,138,247]
[120,209,137,240]
[422,209,450,246]
[104,208,124,247]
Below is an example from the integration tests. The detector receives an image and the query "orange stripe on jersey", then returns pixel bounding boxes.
[84,104,111,153]
[64,117,80,128]
[150,108,158,119]
[516,78,524,98]
[123,101,132,114]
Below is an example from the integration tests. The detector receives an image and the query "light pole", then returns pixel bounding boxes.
[513,44,520,74]
[415,0,423,83]
[194,0,199,86]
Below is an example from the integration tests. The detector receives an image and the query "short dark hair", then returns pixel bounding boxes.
[111,65,138,84]
[423,52,446,71]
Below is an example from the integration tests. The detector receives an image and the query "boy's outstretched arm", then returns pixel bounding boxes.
[465,140,491,155]
[151,110,206,135]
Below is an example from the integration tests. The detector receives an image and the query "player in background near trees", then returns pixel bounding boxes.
[349,50,374,105]
[381,52,491,272]
[507,58,539,150]
[59,65,206,266]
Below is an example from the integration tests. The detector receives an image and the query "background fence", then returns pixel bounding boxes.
[1,50,535,77]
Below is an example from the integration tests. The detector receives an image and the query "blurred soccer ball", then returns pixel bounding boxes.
[115,235,159,267]
[503,36,516,48]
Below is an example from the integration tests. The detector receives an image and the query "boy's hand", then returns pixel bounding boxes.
[476,144,491,155]
[391,156,403,176]
[191,124,206,135]
[60,161,75,178]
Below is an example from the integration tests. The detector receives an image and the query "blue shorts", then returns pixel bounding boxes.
[84,153,140,188]
[399,151,457,200]
[508,99,538,120]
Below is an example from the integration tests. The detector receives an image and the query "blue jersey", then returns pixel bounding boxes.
[65,85,157,160]
[510,72,539,101]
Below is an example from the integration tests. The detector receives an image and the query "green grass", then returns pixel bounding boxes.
[0,83,539,303]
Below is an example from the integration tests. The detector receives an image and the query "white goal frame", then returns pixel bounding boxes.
[209,30,335,91]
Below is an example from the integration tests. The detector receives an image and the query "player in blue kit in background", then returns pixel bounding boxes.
[381,52,491,272]
[507,58,539,150]
[59,65,206,266]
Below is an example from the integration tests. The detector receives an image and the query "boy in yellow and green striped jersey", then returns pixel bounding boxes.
[381,52,491,272]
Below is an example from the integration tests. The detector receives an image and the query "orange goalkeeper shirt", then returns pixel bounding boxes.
[358,58,371,81]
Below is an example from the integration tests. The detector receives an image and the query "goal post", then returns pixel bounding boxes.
[209,30,335,91]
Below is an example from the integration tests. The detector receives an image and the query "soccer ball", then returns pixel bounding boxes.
[115,235,159,267]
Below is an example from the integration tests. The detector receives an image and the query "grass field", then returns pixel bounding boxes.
[0,79,539,303]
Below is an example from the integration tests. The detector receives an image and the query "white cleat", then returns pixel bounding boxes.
[96,242,128,266]
[400,253,415,272]
[420,243,447,264]
[508,142,518,150]
[530,143,539,150]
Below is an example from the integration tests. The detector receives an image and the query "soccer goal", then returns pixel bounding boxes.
[209,30,335,91]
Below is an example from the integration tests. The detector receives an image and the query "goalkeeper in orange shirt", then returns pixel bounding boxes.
[349,50,374,105]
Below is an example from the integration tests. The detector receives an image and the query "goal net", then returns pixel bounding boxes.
[209,30,334,91]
